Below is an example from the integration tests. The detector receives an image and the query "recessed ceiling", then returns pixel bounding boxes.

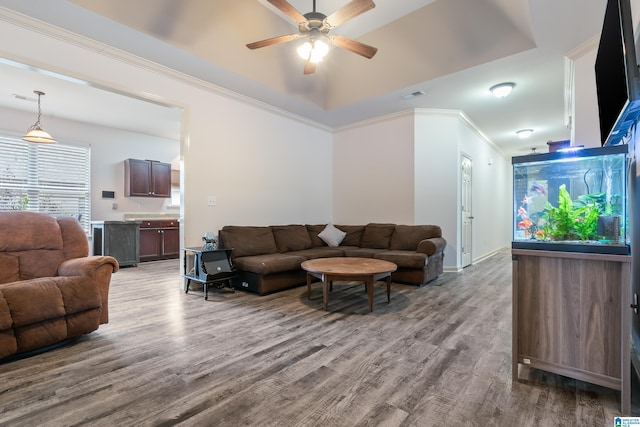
[0,0,608,156]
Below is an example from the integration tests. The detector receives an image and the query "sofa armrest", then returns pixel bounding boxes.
[58,256,119,277]
[58,256,119,324]
[416,237,447,256]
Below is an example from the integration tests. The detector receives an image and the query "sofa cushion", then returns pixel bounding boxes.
[335,225,365,246]
[0,292,13,330]
[0,253,19,284]
[286,247,345,259]
[220,226,278,258]
[58,216,90,259]
[318,224,346,247]
[374,251,427,269]
[343,248,387,258]
[306,224,328,247]
[233,253,307,275]
[1,276,100,328]
[360,223,396,249]
[0,330,17,360]
[389,225,442,251]
[0,211,63,252]
[2,278,65,327]
[18,250,65,281]
[271,225,312,252]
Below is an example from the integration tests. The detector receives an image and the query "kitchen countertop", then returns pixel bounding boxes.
[123,213,180,221]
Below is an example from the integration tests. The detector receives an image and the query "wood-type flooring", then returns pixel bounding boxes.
[0,250,637,426]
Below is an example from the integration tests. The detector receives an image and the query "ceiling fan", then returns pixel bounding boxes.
[247,0,378,74]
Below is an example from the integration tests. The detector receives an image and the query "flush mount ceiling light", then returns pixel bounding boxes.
[516,129,534,139]
[22,90,56,144]
[490,82,515,98]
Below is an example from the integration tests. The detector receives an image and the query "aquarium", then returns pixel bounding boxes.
[512,145,629,255]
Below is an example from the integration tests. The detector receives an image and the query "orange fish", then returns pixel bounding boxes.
[517,218,533,229]
[518,207,528,218]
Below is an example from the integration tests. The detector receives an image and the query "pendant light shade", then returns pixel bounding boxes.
[22,90,56,144]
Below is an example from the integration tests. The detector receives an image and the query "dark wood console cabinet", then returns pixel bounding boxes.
[124,158,171,198]
[91,221,140,267]
[139,220,179,261]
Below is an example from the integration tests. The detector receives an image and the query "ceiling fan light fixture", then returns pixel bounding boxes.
[490,82,515,98]
[297,37,329,63]
[22,90,56,144]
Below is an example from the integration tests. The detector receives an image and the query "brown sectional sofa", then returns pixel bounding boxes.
[0,212,119,361]
[218,223,446,295]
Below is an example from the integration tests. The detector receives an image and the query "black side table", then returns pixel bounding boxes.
[183,247,236,300]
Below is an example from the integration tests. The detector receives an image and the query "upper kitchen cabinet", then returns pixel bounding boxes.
[124,158,171,198]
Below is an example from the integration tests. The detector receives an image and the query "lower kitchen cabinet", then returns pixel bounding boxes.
[139,220,180,261]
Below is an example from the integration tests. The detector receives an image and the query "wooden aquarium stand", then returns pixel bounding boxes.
[512,249,631,414]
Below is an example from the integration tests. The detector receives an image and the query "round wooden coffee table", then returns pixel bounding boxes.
[301,257,397,312]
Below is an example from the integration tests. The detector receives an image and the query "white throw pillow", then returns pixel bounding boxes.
[318,224,346,247]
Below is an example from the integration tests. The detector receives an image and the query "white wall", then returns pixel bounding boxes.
[572,47,601,148]
[0,15,334,248]
[0,106,179,221]
[414,112,460,267]
[334,109,512,270]
[457,117,512,264]
[333,112,415,224]
[185,96,333,237]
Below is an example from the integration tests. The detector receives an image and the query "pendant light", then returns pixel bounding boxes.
[22,90,56,144]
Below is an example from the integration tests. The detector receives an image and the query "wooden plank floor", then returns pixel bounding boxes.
[0,250,637,426]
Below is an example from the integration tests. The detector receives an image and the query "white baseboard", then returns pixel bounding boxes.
[444,245,510,273]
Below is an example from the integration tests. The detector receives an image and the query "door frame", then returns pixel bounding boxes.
[461,153,473,268]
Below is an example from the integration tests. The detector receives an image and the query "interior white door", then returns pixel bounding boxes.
[461,155,473,268]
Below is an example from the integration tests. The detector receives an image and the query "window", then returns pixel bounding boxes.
[0,137,91,232]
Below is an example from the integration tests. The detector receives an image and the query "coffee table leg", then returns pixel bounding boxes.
[367,277,374,312]
[307,273,312,300]
[386,275,391,303]
[323,277,329,311]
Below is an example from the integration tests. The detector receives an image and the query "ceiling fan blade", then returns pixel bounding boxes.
[246,34,302,50]
[267,0,307,23]
[325,0,375,28]
[330,35,377,59]
[304,61,316,75]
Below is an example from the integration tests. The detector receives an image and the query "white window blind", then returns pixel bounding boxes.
[0,137,91,232]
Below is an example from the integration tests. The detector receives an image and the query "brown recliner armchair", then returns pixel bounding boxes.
[0,211,119,360]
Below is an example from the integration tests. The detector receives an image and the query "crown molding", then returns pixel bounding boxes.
[335,107,505,157]
[416,108,505,157]
[333,109,415,132]
[566,34,599,60]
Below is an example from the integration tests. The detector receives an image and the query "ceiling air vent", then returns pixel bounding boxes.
[401,90,426,100]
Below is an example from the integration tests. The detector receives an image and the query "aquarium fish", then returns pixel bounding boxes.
[529,181,547,195]
[518,206,528,218]
[522,195,531,204]
[517,218,533,229]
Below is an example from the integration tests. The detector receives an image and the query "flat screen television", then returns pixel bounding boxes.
[595,0,640,146]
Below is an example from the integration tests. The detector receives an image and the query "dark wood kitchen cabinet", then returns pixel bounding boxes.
[124,158,171,198]
[139,220,180,261]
